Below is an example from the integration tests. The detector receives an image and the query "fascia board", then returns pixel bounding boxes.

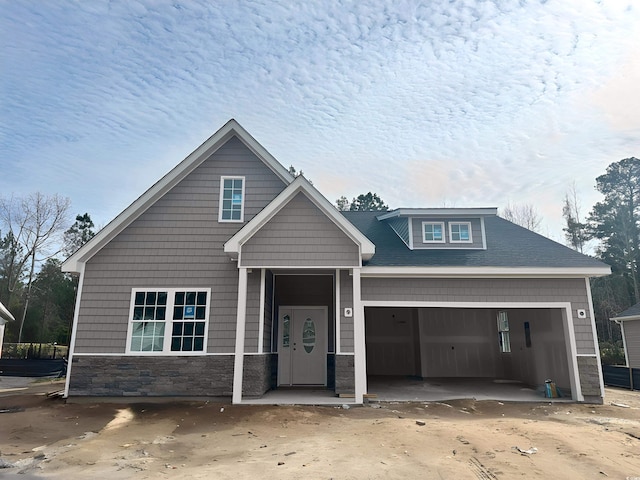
[360,266,612,278]
[0,301,15,321]
[377,208,498,220]
[610,315,640,322]
[62,119,293,273]
[224,177,376,258]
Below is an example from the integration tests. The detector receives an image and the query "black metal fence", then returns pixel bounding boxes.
[0,358,67,377]
[602,364,640,390]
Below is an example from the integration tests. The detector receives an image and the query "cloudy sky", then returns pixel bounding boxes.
[2,0,639,244]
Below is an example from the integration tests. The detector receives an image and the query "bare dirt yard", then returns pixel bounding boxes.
[1,379,639,479]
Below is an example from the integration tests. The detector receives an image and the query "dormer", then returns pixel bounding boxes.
[377,208,497,250]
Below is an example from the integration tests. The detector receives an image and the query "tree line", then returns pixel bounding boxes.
[0,192,95,346]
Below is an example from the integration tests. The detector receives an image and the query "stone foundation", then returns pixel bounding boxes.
[68,355,234,397]
[335,354,355,394]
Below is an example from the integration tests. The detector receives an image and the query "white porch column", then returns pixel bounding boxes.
[353,267,367,403]
[232,267,248,404]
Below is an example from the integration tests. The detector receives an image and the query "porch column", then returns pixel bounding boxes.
[232,267,248,404]
[353,267,367,403]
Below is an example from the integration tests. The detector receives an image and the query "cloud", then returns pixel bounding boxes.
[1,0,639,240]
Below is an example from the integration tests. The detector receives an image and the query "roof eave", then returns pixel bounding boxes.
[360,266,611,278]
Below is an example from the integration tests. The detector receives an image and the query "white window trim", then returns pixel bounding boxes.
[126,287,211,356]
[218,176,245,223]
[422,221,446,243]
[449,221,473,243]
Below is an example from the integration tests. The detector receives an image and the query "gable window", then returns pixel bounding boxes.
[219,176,245,222]
[449,222,472,243]
[128,288,210,354]
[422,222,445,243]
[497,311,511,353]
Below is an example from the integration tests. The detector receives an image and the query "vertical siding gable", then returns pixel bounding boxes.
[75,135,287,354]
[240,192,361,267]
[386,217,410,247]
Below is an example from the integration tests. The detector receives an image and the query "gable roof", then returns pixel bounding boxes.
[62,119,294,273]
[0,301,15,322]
[224,175,376,261]
[343,211,610,276]
[611,302,640,322]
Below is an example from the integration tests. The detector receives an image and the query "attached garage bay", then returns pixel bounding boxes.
[365,306,571,398]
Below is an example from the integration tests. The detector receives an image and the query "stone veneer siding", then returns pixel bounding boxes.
[577,356,603,403]
[335,354,355,394]
[242,354,273,397]
[68,356,234,397]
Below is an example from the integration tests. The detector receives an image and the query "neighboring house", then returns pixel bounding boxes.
[610,303,640,369]
[61,119,611,404]
[0,301,15,358]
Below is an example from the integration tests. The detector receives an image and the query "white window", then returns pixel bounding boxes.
[449,222,472,243]
[128,289,210,354]
[219,176,245,222]
[422,222,445,243]
[497,311,511,353]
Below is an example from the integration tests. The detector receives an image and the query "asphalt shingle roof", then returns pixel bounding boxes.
[341,211,608,269]
[613,302,640,319]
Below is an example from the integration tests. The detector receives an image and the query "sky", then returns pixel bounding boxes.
[1,0,639,245]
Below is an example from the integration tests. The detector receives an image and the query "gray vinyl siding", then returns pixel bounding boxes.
[263,270,274,352]
[339,269,354,353]
[361,277,596,354]
[74,136,287,354]
[244,270,261,353]
[240,192,360,267]
[411,217,484,249]
[623,320,640,368]
[387,217,410,247]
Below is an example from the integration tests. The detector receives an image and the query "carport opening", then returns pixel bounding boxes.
[365,306,572,401]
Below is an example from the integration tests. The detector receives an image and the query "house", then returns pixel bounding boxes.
[61,119,611,404]
[0,301,15,358]
[610,303,640,369]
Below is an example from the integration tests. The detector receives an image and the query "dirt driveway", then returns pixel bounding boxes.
[1,379,639,479]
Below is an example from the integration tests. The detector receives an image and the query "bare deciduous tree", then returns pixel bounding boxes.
[0,192,70,342]
[500,202,542,232]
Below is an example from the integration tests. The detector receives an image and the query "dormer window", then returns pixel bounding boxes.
[449,222,472,243]
[219,176,245,222]
[422,222,445,243]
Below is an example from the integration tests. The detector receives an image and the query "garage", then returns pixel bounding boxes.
[365,306,572,400]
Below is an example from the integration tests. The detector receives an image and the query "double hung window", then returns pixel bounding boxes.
[128,289,210,354]
[219,176,245,222]
[449,222,472,243]
[422,222,445,243]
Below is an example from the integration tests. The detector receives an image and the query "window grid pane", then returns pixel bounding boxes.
[221,178,243,220]
[130,291,168,352]
[170,291,208,352]
[131,289,208,353]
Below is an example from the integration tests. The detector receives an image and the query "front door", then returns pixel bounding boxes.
[278,306,327,386]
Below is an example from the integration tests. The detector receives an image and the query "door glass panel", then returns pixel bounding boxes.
[303,318,316,353]
[282,315,290,347]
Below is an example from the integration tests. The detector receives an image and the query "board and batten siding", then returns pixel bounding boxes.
[74,136,287,354]
[361,277,596,355]
[410,217,484,249]
[623,320,640,368]
[240,192,360,268]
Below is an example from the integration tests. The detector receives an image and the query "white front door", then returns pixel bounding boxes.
[278,306,327,386]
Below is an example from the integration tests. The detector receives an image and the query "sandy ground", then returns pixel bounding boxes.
[0,379,639,479]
